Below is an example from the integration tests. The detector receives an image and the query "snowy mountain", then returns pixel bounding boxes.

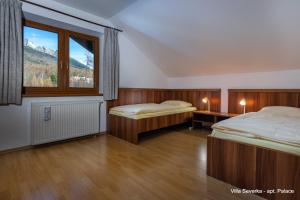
[24,38,93,69]
[24,38,58,58]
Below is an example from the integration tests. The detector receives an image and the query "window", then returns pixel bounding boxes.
[24,26,58,87]
[23,20,99,96]
[69,35,94,88]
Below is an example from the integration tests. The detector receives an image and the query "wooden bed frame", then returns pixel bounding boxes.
[207,136,300,200]
[207,89,300,200]
[107,88,221,144]
[109,112,193,144]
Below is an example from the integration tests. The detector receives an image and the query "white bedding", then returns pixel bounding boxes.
[212,107,300,147]
[110,103,190,115]
[109,102,196,119]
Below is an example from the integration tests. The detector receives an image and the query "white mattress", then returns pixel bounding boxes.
[109,103,196,119]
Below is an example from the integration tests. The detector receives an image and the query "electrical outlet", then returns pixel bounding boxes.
[44,107,51,121]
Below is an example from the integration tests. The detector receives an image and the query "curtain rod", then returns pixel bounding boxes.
[20,0,123,32]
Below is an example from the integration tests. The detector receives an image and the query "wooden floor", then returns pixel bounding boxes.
[0,127,264,200]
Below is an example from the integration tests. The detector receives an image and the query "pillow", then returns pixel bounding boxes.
[161,100,192,107]
[259,106,300,118]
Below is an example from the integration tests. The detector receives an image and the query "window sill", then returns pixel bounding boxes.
[22,92,103,97]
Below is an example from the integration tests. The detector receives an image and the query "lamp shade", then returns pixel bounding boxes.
[202,97,208,103]
[240,98,246,106]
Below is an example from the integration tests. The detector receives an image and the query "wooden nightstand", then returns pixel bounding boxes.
[192,111,238,128]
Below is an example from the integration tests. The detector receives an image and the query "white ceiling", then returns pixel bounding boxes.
[52,0,137,18]
[111,0,300,77]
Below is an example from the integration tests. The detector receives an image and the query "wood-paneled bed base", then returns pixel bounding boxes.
[207,136,300,200]
[109,112,193,144]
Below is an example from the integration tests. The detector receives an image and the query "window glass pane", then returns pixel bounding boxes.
[69,36,94,88]
[23,26,58,87]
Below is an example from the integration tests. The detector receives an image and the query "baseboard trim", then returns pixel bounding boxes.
[0,132,106,155]
[0,145,32,155]
[34,132,106,147]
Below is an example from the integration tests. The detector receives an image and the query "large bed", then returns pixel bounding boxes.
[207,89,300,200]
[212,107,300,154]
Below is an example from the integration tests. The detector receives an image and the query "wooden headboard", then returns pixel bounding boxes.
[107,88,221,112]
[228,89,300,114]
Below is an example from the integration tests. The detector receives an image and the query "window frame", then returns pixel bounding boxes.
[23,20,100,97]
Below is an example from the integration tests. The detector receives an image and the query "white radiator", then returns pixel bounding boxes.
[31,100,100,145]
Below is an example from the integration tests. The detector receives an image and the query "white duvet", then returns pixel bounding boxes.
[110,103,188,115]
[212,107,300,147]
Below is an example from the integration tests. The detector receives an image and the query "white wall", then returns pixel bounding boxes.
[0,0,167,151]
[168,69,300,112]
[119,34,168,88]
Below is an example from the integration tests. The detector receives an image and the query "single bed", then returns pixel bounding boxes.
[208,89,300,200]
[107,88,221,144]
[109,101,197,144]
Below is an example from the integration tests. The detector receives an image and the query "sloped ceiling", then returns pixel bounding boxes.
[111,0,300,77]
[53,0,138,18]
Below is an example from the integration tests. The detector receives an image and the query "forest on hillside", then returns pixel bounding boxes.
[24,46,93,88]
